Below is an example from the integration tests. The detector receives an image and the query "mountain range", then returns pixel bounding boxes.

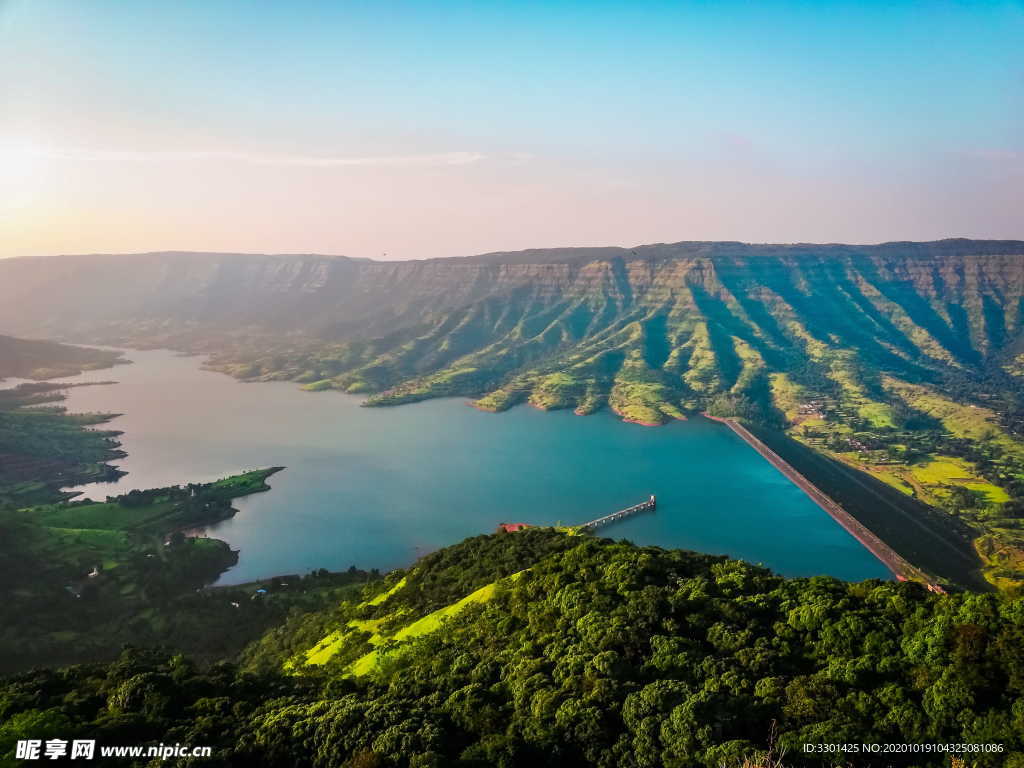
[2,240,1024,414]
[3,239,1024,589]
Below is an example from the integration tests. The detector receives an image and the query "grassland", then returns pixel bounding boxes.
[910,457,1011,503]
[26,468,279,532]
[885,377,1024,468]
[264,531,586,678]
[297,572,524,676]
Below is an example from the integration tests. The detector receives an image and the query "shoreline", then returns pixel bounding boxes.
[467,397,690,427]
[617,412,688,427]
[703,413,933,586]
[619,416,662,427]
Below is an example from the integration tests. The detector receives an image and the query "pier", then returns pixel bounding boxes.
[579,495,656,531]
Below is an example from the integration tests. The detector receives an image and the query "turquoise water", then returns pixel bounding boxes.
[57,349,891,584]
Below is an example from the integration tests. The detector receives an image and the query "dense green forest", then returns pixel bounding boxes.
[2,530,1022,767]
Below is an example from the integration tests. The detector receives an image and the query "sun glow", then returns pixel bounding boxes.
[0,138,55,217]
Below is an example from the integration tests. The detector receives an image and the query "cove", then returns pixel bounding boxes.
[57,349,891,584]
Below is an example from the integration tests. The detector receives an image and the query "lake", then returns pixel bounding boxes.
[54,349,891,584]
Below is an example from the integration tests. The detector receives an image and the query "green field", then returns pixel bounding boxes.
[299,572,524,675]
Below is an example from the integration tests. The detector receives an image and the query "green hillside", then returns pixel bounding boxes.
[4,529,1023,768]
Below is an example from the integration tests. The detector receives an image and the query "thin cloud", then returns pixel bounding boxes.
[20,144,487,168]
[187,149,488,168]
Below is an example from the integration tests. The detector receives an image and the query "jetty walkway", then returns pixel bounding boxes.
[579,495,656,531]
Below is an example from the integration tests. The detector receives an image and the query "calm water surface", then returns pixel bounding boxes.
[53,349,891,584]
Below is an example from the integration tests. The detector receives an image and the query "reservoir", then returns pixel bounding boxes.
[56,349,891,584]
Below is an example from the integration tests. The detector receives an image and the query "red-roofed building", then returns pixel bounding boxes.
[498,523,530,533]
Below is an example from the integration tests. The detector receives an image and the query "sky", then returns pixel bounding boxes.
[1,0,1022,260]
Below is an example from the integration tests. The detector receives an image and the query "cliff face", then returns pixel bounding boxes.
[3,241,1024,407]
[1,243,1021,420]
[2,240,1023,345]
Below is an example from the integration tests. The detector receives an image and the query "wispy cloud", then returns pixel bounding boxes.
[17,144,487,168]
[183,149,488,168]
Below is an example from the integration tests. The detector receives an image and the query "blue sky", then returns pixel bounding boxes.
[1,0,1022,258]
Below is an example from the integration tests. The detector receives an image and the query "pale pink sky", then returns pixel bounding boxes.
[2,1,1021,259]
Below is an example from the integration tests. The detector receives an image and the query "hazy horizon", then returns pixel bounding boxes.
[2,0,1022,260]
[9,236,1024,266]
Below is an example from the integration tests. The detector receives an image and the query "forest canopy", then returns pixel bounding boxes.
[3,530,1022,768]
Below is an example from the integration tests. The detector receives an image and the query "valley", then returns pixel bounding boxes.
[45,349,888,585]
[6,1,1020,760]
[2,240,1023,590]
[2,242,1024,765]
[0,340,890,675]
